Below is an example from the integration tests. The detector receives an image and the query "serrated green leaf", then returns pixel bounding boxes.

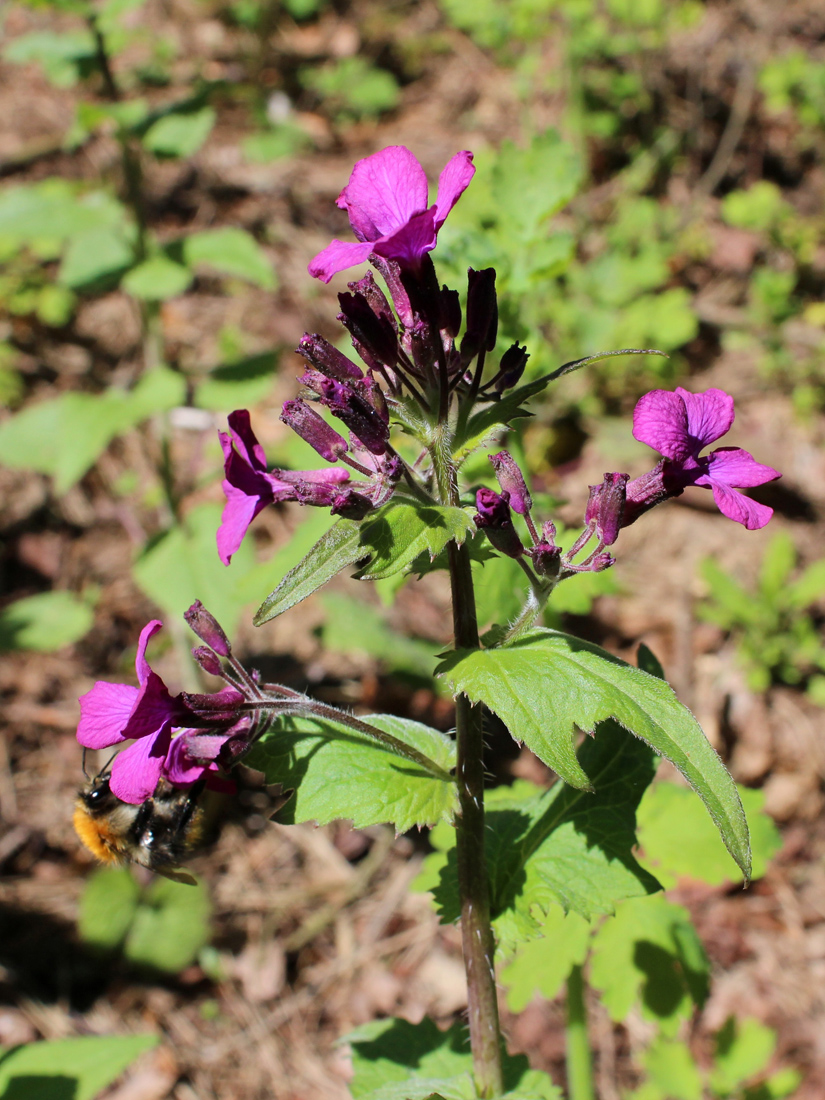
[500,904,591,1011]
[124,876,211,972]
[78,867,141,951]
[353,502,474,581]
[458,376,549,453]
[133,502,255,634]
[254,518,363,623]
[437,628,751,879]
[636,782,781,889]
[0,590,94,651]
[122,255,192,300]
[184,227,275,289]
[347,1018,560,1100]
[142,105,216,158]
[245,713,456,832]
[590,894,709,1033]
[424,719,659,931]
[0,1034,158,1100]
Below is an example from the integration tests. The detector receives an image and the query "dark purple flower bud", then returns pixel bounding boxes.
[585,472,629,546]
[185,600,232,656]
[461,268,498,361]
[348,271,395,325]
[281,399,349,462]
[440,287,461,337]
[293,480,337,507]
[528,541,561,580]
[489,451,532,515]
[297,334,364,385]
[180,686,245,726]
[473,487,524,558]
[338,291,399,367]
[495,342,529,392]
[192,646,224,678]
[317,378,389,455]
[330,489,374,520]
[622,461,670,527]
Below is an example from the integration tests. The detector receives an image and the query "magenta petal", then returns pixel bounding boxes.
[217,480,264,565]
[110,728,172,804]
[134,620,163,685]
[164,734,218,786]
[227,410,267,470]
[308,239,374,283]
[340,146,429,241]
[707,480,774,530]
[121,670,179,741]
[677,387,735,449]
[434,150,475,230]
[700,447,781,488]
[632,390,691,460]
[77,681,139,749]
[372,207,438,269]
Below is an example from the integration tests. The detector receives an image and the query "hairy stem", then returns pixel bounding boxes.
[448,538,504,1097]
[566,965,595,1100]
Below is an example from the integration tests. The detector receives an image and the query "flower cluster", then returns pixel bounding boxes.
[474,388,780,584]
[77,604,259,802]
[216,146,526,563]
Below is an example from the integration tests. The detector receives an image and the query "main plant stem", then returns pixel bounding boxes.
[448,537,504,1097]
[566,965,595,1100]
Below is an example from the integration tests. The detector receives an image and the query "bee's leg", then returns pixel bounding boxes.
[172,779,208,834]
[128,797,155,846]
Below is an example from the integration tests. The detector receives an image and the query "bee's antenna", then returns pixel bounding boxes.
[81,748,89,779]
[97,750,118,779]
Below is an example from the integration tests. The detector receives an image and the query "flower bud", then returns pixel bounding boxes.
[338,291,399,367]
[330,489,374,520]
[460,268,497,361]
[192,646,224,677]
[185,600,232,656]
[528,541,561,580]
[317,378,389,455]
[281,399,349,462]
[585,472,629,546]
[495,342,529,392]
[473,487,524,558]
[489,451,532,515]
[440,287,461,337]
[297,334,364,384]
[180,686,245,725]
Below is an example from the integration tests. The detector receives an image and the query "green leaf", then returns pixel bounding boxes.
[254,518,364,624]
[347,1018,560,1100]
[423,719,660,933]
[0,590,94,652]
[458,376,550,455]
[636,782,781,889]
[59,225,135,289]
[124,876,211,972]
[710,1017,776,1095]
[319,593,439,683]
[635,1037,703,1100]
[353,502,474,581]
[122,255,193,300]
[0,181,127,242]
[133,502,255,635]
[245,713,456,832]
[242,124,309,163]
[184,227,275,289]
[0,1034,158,1100]
[142,105,216,157]
[78,867,141,951]
[437,628,751,879]
[590,895,709,1033]
[500,904,591,1011]
[194,351,278,411]
[3,30,95,86]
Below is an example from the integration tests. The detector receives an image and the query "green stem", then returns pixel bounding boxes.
[566,965,595,1100]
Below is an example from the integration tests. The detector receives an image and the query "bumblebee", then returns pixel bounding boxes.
[73,774,214,884]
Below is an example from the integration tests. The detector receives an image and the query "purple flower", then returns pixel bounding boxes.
[77,621,195,803]
[308,146,475,283]
[631,388,780,530]
[217,410,350,565]
[473,487,525,559]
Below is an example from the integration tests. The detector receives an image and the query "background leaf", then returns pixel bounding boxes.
[0,1035,158,1100]
[184,227,275,289]
[0,591,94,652]
[141,105,216,157]
[123,876,212,972]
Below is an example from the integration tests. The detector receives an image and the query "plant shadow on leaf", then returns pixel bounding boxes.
[0,1076,77,1100]
[634,940,708,1020]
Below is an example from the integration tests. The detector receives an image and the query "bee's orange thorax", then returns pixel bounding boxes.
[73,803,125,864]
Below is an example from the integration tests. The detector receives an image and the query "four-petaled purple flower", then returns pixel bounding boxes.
[308,146,475,283]
[631,387,780,531]
[76,620,235,803]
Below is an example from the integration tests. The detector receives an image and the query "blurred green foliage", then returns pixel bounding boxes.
[698,532,825,701]
[0,1034,158,1100]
